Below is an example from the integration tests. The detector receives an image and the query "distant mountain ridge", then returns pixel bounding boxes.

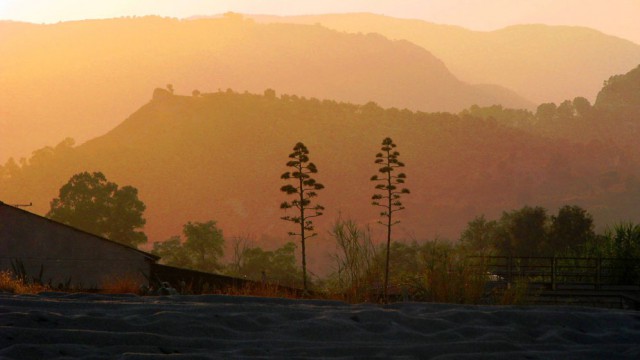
[248,13,640,105]
[3,63,640,258]
[0,14,530,163]
[3,14,640,270]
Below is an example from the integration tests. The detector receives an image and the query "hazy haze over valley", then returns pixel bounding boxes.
[3,5,640,358]
[249,13,640,105]
[1,0,639,163]
[2,64,640,268]
[1,1,639,269]
[0,15,534,163]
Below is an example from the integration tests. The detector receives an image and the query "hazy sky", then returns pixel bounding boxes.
[1,0,639,44]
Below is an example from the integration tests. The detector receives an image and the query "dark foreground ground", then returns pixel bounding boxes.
[1,292,639,359]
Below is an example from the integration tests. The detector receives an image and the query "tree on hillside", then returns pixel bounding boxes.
[152,220,225,273]
[371,137,410,301]
[597,65,640,112]
[228,242,302,287]
[183,221,225,273]
[548,205,595,254]
[556,100,575,120]
[535,102,557,122]
[280,142,325,292]
[0,158,21,182]
[151,235,192,269]
[460,205,595,257]
[495,206,548,256]
[459,215,499,254]
[47,171,147,248]
[572,97,592,117]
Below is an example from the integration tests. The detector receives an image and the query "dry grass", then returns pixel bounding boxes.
[417,266,489,304]
[214,282,304,299]
[100,274,143,294]
[497,278,532,305]
[0,270,49,294]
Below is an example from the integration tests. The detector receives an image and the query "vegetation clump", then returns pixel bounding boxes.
[0,271,49,294]
[152,221,225,273]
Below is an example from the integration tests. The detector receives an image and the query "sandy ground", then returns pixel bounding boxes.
[1,292,639,359]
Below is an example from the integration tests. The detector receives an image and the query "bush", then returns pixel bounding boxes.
[326,218,378,303]
[407,243,489,304]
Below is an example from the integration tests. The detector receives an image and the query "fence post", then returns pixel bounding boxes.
[507,256,512,288]
[596,257,601,290]
[551,256,557,291]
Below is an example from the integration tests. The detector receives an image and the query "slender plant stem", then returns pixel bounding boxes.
[298,161,308,292]
[384,147,392,302]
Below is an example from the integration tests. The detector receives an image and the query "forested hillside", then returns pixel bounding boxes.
[250,13,640,105]
[2,65,640,256]
[0,14,529,164]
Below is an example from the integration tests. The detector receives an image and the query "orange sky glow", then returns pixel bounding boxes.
[1,0,639,44]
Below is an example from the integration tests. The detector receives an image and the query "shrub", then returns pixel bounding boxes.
[408,244,489,304]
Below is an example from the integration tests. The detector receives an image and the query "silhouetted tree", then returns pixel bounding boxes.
[151,236,192,268]
[572,96,592,117]
[495,206,547,256]
[597,65,640,115]
[229,242,302,287]
[280,142,325,292]
[47,171,147,248]
[548,205,595,254]
[462,205,596,257]
[536,102,557,121]
[183,221,225,273]
[460,215,499,254]
[263,88,276,99]
[152,220,225,272]
[0,157,21,181]
[371,137,410,301]
[556,100,575,120]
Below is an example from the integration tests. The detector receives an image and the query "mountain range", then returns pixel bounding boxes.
[248,13,640,105]
[4,13,640,164]
[2,65,640,264]
[1,14,530,164]
[2,13,640,271]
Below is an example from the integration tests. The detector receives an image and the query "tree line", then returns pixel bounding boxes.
[43,136,640,298]
[4,72,640,254]
[42,136,411,295]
